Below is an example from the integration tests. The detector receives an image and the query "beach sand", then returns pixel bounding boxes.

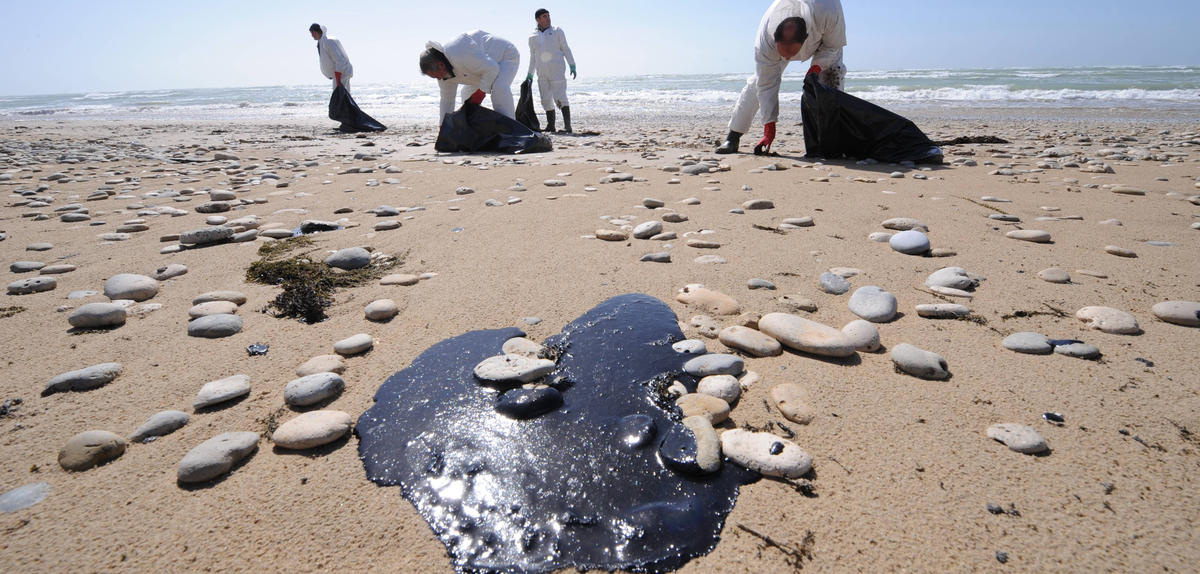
[1,111,1198,573]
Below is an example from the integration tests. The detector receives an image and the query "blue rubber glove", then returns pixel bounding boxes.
[526,73,533,82]
[569,64,576,79]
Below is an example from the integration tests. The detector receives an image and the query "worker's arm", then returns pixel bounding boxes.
[526,35,537,80]
[754,50,787,126]
[439,80,458,120]
[328,39,352,75]
[559,28,576,70]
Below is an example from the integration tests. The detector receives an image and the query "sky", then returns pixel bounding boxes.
[2,0,1198,96]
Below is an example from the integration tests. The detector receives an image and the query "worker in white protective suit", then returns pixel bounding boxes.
[525,8,577,133]
[310,23,353,92]
[419,31,521,122]
[715,0,846,155]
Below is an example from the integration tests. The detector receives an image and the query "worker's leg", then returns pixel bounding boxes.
[728,75,760,134]
[491,50,520,119]
[537,74,555,112]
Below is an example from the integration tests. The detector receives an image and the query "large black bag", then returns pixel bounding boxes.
[435,103,552,154]
[328,85,386,133]
[516,78,541,132]
[801,72,940,163]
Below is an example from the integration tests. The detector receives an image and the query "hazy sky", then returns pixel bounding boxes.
[2,0,1198,96]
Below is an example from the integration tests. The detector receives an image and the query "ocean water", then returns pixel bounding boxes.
[1,67,1196,124]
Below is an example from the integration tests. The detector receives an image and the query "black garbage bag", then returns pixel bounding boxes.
[435,103,552,154]
[801,72,940,163]
[516,78,541,132]
[328,85,386,133]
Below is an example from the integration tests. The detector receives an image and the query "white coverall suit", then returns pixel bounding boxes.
[316,25,354,92]
[728,0,846,134]
[527,26,576,111]
[430,31,521,120]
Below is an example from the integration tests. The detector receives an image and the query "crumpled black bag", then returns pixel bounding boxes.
[801,72,941,163]
[516,78,541,132]
[435,103,552,154]
[328,85,386,133]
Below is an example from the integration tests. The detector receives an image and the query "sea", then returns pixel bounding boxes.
[1,67,1197,125]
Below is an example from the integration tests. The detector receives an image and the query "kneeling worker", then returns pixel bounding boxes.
[716,0,846,155]
[420,31,521,123]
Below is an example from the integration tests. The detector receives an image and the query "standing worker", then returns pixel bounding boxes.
[310,23,353,92]
[525,8,577,133]
[420,31,521,123]
[715,0,846,155]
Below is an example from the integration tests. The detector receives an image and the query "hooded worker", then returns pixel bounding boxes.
[525,8,577,133]
[420,31,521,122]
[310,24,354,91]
[715,0,846,155]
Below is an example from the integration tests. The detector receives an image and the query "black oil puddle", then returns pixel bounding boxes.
[357,294,757,573]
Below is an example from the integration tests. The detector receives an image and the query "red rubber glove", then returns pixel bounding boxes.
[756,121,776,153]
[807,65,822,76]
[335,72,342,86]
[467,89,486,105]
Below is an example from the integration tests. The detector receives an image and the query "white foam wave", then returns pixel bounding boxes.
[852,86,1200,103]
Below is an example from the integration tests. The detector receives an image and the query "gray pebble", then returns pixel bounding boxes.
[284,372,345,407]
[10,261,45,273]
[103,273,158,302]
[683,353,744,377]
[841,320,881,352]
[818,272,850,294]
[672,339,707,354]
[187,313,243,338]
[324,247,372,270]
[925,267,977,290]
[0,482,51,513]
[1002,332,1053,355]
[194,375,251,410]
[130,410,190,442]
[742,199,774,210]
[8,276,56,295]
[640,252,671,263]
[179,227,233,246]
[1054,342,1101,360]
[43,362,123,396]
[153,264,189,280]
[889,230,930,255]
[334,333,374,355]
[68,302,127,329]
[987,423,1048,454]
[632,220,663,239]
[848,286,899,323]
[891,344,950,380]
[177,432,260,483]
[915,304,970,319]
[747,278,776,290]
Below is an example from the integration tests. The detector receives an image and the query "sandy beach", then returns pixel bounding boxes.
[1,110,1198,573]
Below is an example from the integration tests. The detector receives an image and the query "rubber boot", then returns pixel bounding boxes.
[561,106,573,133]
[715,131,742,154]
[544,110,556,133]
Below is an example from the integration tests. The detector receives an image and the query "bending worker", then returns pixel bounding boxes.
[310,23,353,91]
[525,8,577,133]
[715,0,846,155]
[420,31,521,122]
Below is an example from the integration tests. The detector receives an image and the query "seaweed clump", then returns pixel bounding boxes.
[245,237,398,323]
[0,306,27,319]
